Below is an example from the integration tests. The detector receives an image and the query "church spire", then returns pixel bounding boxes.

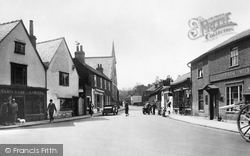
[112,41,117,64]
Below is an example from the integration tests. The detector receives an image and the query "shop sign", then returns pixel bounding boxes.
[0,89,45,95]
[210,67,250,82]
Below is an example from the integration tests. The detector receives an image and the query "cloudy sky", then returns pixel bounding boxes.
[1,0,250,89]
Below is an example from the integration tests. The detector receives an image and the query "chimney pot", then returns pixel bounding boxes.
[80,45,83,51]
[76,45,79,52]
[29,20,33,36]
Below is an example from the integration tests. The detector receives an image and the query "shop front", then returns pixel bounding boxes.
[0,85,47,122]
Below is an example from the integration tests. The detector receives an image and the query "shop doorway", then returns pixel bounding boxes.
[209,93,218,120]
[13,96,25,119]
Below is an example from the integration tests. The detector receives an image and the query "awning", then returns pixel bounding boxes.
[203,84,219,91]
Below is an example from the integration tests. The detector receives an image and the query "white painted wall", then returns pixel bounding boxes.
[0,22,45,88]
[46,39,79,111]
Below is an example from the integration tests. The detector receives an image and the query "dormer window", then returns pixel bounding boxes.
[14,41,25,54]
[230,47,238,67]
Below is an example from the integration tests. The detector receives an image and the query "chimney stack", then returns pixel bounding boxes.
[75,44,85,64]
[96,64,103,73]
[29,20,37,49]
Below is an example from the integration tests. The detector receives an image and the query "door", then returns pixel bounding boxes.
[13,96,25,119]
[209,93,218,120]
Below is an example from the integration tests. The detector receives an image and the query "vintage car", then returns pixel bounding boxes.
[102,105,118,116]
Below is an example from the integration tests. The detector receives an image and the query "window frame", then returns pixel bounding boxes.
[14,41,26,55]
[198,90,204,111]
[94,75,97,87]
[197,61,203,78]
[59,71,69,86]
[11,63,27,86]
[226,85,242,112]
[229,46,239,67]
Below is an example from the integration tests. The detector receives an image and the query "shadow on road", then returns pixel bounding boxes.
[16,117,110,130]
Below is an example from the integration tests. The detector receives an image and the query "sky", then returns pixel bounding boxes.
[1,0,250,90]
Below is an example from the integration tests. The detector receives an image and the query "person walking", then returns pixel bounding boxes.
[1,99,8,126]
[9,98,18,125]
[47,99,57,123]
[152,101,156,115]
[125,100,129,116]
[89,102,94,116]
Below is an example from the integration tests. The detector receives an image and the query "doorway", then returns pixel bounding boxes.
[13,96,25,119]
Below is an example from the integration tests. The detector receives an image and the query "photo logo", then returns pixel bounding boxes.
[188,12,237,41]
[5,148,11,153]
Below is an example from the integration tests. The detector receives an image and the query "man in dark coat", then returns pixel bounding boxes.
[47,99,57,123]
[125,100,129,116]
[1,99,8,126]
[10,98,18,125]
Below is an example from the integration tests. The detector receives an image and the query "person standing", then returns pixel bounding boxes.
[10,98,18,125]
[47,99,57,123]
[1,100,8,126]
[125,100,129,116]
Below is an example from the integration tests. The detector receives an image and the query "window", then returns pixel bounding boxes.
[26,95,44,114]
[230,47,238,67]
[226,85,242,111]
[60,99,72,111]
[14,41,25,54]
[104,80,106,90]
[94,75,97,87]
[59,72,69,86]
[100,77,102,89]
[198,90,204,110]
[11,63,27,85]
[197,61,203,78]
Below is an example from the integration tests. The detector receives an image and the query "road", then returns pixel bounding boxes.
[0,106,250,156]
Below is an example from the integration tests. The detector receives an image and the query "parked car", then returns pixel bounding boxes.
[102,105,118,116]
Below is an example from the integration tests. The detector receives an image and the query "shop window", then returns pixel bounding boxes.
[197,61,203,78]
[230,47,238,67]
[11,63,27,86]
[226,85,242,111]
[198,90,204,110]
[60,99,72,111]
[25,95,44,114]
[14,41,25,54]
[59,72,69,86]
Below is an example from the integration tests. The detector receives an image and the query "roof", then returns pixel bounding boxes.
[0,20,20,43]
[171,72,190,86]
[149,85,163,96]
[73,58,110,80]
[36,38,64,64]
[131,91,141,96]
[85,56,114,79]
[189,28,250,64]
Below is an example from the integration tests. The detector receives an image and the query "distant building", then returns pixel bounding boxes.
[85,42,119,103]
[0,20,46,122]
[170,73,191,115]
[37,37,79,118]
[74,45,112,114]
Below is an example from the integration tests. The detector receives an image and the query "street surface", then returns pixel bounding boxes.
[0,106,250,156]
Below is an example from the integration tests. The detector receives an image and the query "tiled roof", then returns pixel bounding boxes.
[85,56,113,79]
[74,58,110,80]
[36,38,63,64]
[171,72,190,86]
[0,20,20,43]
[189,28,250,64]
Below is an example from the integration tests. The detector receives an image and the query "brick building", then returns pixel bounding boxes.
[189,28,250,120]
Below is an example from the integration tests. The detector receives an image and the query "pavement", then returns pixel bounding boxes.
[0,107,239,133]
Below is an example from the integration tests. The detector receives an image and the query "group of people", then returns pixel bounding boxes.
[144,100,171,116]
[1,98,18,126]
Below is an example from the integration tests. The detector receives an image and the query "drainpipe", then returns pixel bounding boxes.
[187,62,193,116]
